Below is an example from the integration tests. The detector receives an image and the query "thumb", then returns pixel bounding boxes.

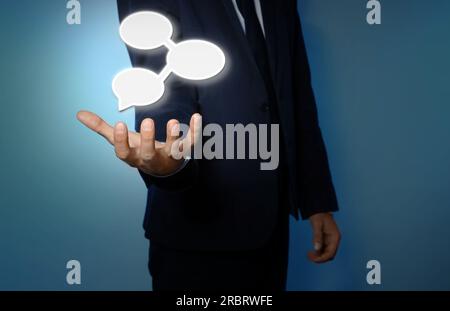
[76,110,114,145]
[312,222,324,252]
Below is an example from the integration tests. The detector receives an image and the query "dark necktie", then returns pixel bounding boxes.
[236,0,279,122]
[237,1,294,217]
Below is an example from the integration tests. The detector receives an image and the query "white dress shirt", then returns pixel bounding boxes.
[231,0,266,37]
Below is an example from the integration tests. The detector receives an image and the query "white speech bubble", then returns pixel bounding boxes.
[114,11,227,112]
[112,68,165,111]
[119,11,173,50]
[167,40,226,80]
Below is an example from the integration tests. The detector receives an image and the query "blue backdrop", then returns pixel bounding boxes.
[1,0,449,290]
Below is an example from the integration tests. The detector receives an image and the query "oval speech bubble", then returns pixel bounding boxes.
[112,68,165,111]
[119,11,173,50]
[167,40,226,80]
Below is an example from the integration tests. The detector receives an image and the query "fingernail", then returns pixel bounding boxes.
[76,111,85,122]
[171,124,180,136]
[193,114,202,123]
[314,242,322,251]
[116,122,125,132]
[142,120,153,131]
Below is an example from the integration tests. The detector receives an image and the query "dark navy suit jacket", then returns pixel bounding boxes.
[117,0,338,250]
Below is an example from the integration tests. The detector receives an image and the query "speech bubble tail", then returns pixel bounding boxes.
[118,100,132,112]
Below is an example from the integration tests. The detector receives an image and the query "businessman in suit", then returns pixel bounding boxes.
[77,0,341,290]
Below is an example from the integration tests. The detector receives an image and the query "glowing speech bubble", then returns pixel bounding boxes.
[113,11,226,111]
[112,68,165,111]
[167,40,226,80]
[119,11,173,50]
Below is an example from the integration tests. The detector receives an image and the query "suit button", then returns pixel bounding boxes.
[260,104,270,112]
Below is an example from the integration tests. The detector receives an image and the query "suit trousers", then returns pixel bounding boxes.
[147,198,290,291]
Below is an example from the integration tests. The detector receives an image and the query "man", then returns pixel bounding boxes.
[77,0,340,290]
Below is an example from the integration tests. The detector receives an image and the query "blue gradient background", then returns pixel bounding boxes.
[0,0,449,290]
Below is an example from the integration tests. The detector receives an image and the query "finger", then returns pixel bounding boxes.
[181,113,202,155]
[114,122,132,162]
[165,120,183,159]
[309,241,339,263]
[77,110,114,144]
[323,232,341,259]
[140,118,156,161]
[308,234,340,263]
[307,219,324,263]
[312,221,324,252]
[129,131,142,148]
[307,250,322,263]
[165,119,180,147]
[191,113,202,147]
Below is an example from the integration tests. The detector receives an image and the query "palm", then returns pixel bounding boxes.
[76,110,201,176]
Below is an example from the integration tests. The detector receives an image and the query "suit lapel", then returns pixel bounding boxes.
[221,0,279,93]
[259,0,279,88]
[220,0,262,75]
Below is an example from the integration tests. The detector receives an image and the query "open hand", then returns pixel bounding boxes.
[76,110,201,176]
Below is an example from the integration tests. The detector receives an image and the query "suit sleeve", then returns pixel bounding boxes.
[291,1,339,219]
[117,0,199,191]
